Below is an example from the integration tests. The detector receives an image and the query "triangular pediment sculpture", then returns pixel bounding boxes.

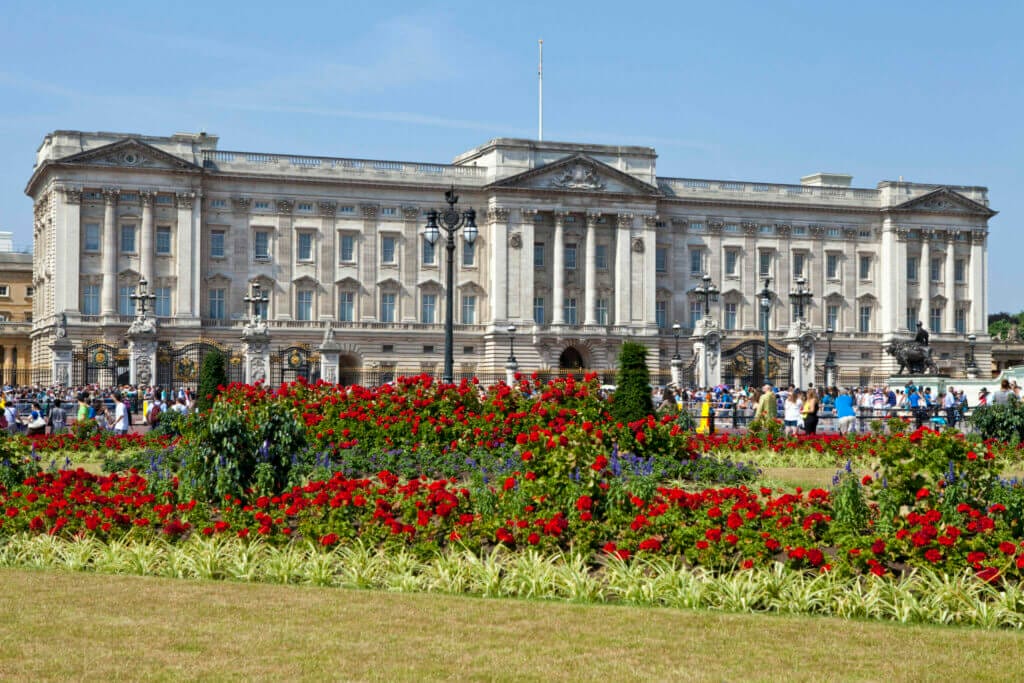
[56,138,202,172]
[489,154,660,196]
[888,187,996,217]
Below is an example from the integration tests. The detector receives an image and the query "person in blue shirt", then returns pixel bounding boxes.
[835,389,856,434]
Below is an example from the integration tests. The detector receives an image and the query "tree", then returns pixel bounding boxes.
[610,341,654,424]
[197,348,227,412]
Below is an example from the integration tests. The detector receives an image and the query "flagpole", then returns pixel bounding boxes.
[538,39,543,141]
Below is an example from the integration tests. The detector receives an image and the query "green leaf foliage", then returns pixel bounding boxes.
[610,342,653,425]
[197,349,228,413]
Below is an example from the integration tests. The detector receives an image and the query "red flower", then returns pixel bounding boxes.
[638,537,662,552]
[576,495,593,511]
[999,541,1017,556]
[924,548,942,563]
[916,487,930,500]
[870,539,886,555]
[527,532,540,545]
[320,533,339,546]
[502,476,517,491]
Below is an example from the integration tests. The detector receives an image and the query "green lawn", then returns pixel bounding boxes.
[1,568,1022,682]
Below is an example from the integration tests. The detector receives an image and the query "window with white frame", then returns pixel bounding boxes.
[339,234,355,263]
[254,201,271,210]
[297,232,314,261]
[118,285,136,315]
[792,252,806,278]
[930,307,942,333]
[120,224,136,253]
[827,304,839,331]
[422,237,435,265]
[461,295,476,324]
[858,255,872,280]
[0,285,7,298]
[82,285,100,315]
[930,257,942,282]
[381,236,397,264]
[725,249,739,276]
[563,297,578,325]
[955,307,967,335]
[534,242,544,268]
[690,300,703,327]
[254,231,271,261]
[381,207,397,216]
[859,305,872,333]
[462,239,476,267]
[907,255,919,281]
[338,291,354,321]
[596,298,608,325]
[84,223,101,252]
[210,199,227,209]
[25,286,33,297]
[155,287,171,316]
[565,244,578,270]
[724,302,737,330]
[421,293,437,324]
[595,244,608,269]
[380,293,396,323]
[759,301,771,331]
[955,258,966,283]
[690,248,703,275]
[296,290,313,321]
[759,251,772,278]
[153,226,171,255]
[655,300,667,328]
[210,230,225,258]
[655,246,668,274]
[826,253,840,280]
[208,288,226,319]
[533,296,545,324]
[297,202,314,213]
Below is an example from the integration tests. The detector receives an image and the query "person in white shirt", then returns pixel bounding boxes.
[113,392,129,435]
[943,387,957,427]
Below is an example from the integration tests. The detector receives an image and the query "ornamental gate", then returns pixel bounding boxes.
[156,342,244,392]
[721,340,792,388]
[270,345,319,385]
[678,355,698,387]
[73,343,130,387]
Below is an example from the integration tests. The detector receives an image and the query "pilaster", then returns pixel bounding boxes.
[488,206,511,324]
[360,204,378,321]
[614,213,633,326]
[100,188,119,317]
[583,212,599,325]
[551,210,567,325]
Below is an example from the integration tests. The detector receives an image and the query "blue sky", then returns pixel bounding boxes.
[1,0,1021,311]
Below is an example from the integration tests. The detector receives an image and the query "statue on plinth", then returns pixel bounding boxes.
[885,321,938,375]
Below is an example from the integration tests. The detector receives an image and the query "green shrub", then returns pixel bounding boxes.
[610,342,653,425]
[969,400,1024,444]
[197,349,228,413]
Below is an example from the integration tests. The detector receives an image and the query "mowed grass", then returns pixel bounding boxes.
[1,569,1023,682]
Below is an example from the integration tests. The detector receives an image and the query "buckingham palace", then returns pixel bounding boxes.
[24,129,994,388]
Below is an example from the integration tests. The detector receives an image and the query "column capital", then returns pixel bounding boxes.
[102,187,120,205]
[642,214,659,228]
[276,199,294,215]
[708,220,724,234]
[741,221,756,235]
[360,203,379,219]
[402,205,420,221]
[319,200,338,216]
[59,185,82,204]
[231,196,251,213]
[553,209,570,226]
[139,190,155,207]
[487,207,511,223]
[585,211,602,227]
[175,192,195,210]
[616,213,634,229]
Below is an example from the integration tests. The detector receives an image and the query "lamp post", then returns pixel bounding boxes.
[670,322,683,387]
[692,274,719,318]
[672,323,682,360]
[967,333,978,379]
[506,324,517,364]
[824,326,836,388]
[244,282,269,324]
[759,278,773,385]
[129,277,156,317]
[424,187,478,383]
[788,276,813,323]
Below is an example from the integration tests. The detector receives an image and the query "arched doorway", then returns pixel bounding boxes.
[559,346,585,370]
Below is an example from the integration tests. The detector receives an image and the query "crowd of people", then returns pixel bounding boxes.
[1,385,194,436]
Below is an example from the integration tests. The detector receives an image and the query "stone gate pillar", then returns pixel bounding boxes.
[50,337,74,387]
[242,321,271,384]
[786,326,817,390]
[692,317,724,389]
[319,325,341,385]
[126,316,158,386]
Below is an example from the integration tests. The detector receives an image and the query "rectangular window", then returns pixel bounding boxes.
[725,250,738,276]
[118,285,136,315]
[210,230,225,258]
[210,199,227,209]
[655,246,668,273]
[254,201,270,210]
[724,302,737,330]
[254,231,270,260]
[930,307,942,332]
[380,293,396,323]
[595,244,608,269]
[208,288,225,320]
[563,298,578,325]
[338,292,354,321]
[955,308,967,335]
[381,236,397,264]
[690,249,703,275]
[461,295,476,324]
[462,240,476,267]
[955,258,966,283]
[422,238,435,265]
[340,235,355,262]
[859,255,872,280]
[907,255,919,282]
[84,223,101,252]
[297,202,313,213]
[596,298,608,325]
[120,224,136,253]
[655,301,667,328]
[155,287,171,316]
[381,207,396,216]
[906,306,917,332]
[859,305,872,333]
[827,304,839,331]
[758,251,771,277]
[156,226,172,255]
[930,257,942,282]
[421,293,436,324]
[339,206,355,214]
[296,291,313,321]
[826,253,840,279]
[534,242,545,268]
[533,296,545,325]
[297,233,314,261]
[792,252,806,278]
[25,286,34,297]
[565,244,578,270]
[82,285,100,315]
[691,300,703,327]
[0,285,8,297]
[156,195,173,205]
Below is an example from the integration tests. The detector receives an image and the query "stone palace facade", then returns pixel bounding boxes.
[25,130,995,387]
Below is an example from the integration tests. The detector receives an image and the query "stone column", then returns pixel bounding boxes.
[400,205,419,322]
[920,232,931,326]
[320,201,338,319]
[944,233,956,333]
[101,188,119,316]
[318,326,341,384]
[140,190,155,285]
[360,204,378,321]
[50,337,74,387]
[58,187,82,314]
[519,209,537,324]
[614,214,633,327]
[879,220,897,337]
[968,231,986,333]
[488,207,511,324]
[584,212,599,325]
[174,192,196,317]
[551,211,566,325]
[642,215,658,325]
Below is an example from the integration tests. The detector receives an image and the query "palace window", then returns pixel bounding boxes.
[655,300,666,329]
[208,288,225,320]
[595,298,609,325]
[118,285,136,315]
[930,307,942,333]
[120,224,136,253]
[955,258,966,283]
[254,231,271,261]
[955,308,967,335]
[565,244,578,270]
[906,305,918,332]
[859,305,872,333]
[297,202,314,213]
[690,249,703,275]
[827,304,839,331]
[907,255,919,282]
[595,244,608,269]
[461,295,476,324]
[421,293,437,324]
[210,230,225,258]
[826,253,840,280]
[297,232,314,262]
[690,300,703,327]
[339,234,355,263]
[380,293,396,323]
[82,285,100,315]
[858,255,872,280]
[758,251,772,278]
[724,302,737,330]
[381,236,397,264]
[422,237,436,265]
[338,291,354,321]
[156,226,172,255]
[533,296,545,325]
[930,257,942,282]
[84,223,101,252]
[296,290,313,321]
[792,252,806,278]
[656,246,668,273]
[534,242,545,268]
[462,239,476,267]
[725,249,739,276]
[155,287,171,317]
[563,297,578,325]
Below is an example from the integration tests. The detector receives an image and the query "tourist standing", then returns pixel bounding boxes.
[835,388,857,434]
[802,389,820,435]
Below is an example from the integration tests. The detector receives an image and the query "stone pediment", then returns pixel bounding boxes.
[888,187,996,217]
[56,138,201,172]
[489,154,660,196]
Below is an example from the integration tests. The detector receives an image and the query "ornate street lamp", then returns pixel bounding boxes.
[824,326,836,388]
[244,282,269,323]
[789,276,813,323]
[672,322,682,361]
[506,324,517,364]
[967,333,977,376]
[692,274,719,318]
[129,277,156,317]
[760,278,773,384]
[424,187,478,383]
